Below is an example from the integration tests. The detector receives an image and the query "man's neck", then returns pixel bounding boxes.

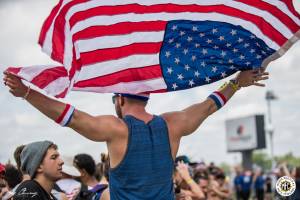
[123,106,152,122]
[35,175,54,194]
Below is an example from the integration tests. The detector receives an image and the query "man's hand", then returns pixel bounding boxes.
[236,69,269,88]
[3,71,28,97]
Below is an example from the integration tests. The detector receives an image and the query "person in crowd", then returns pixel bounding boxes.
[233,166,243,200]
[4,164,23,190]
[95,153,110,186]
[4,68,269,200]
[240,170,252,200]
[207,172,231,200]
[253,169,265,200]
[0,178,14,200]
[13,145,31,183]
[264,175,273,200]
[174,161,205,199]
[74,153,108,200]
[13,140,64,200]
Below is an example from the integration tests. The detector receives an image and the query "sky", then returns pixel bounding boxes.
[0,0,299,165]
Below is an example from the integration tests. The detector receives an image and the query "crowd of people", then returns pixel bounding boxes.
[1,145,299,200]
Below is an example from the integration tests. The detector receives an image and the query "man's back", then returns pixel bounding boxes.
[109,115,174,200]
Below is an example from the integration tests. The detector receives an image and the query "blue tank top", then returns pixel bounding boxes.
[109,115,175,200]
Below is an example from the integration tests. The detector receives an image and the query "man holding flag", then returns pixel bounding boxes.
[4,69,268,200]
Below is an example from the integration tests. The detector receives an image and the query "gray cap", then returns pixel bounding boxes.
[20,140,54,178]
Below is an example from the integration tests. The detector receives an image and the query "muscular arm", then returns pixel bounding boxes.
[163,69,269,138]
[3,71,125,142]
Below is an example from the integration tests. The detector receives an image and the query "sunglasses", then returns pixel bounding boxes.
[112,94,120,104]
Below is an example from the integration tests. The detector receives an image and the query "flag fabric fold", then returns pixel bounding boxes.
[6,0,300,98]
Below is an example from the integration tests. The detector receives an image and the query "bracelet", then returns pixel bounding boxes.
[186,178,194,184]
[55,104,75,126]
[23,86,31,100]
[207,91,227,110]
[228,79,241,91]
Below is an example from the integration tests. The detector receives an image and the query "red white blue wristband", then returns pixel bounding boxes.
[55,104,75,126]
[208,91,227,110]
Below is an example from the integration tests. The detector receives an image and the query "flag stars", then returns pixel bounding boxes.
[177,74,184,80]
[194,71,200,77]
[205,77,211,83]
[239,55,245,60]
[250,49,256,53]
[221,72,227,78]
[201,61,206,67]
[202,48,208,55]
[226,43,231,48]
[172,83,178,90]
[189,80,195,87]
[187,36,193,42]
[233,48,239,53]
[220,51,227,57]
[219,36,225,41]
[183,49,189,55]
[230,65,235,70]
[168,38,174,44]
[199,33,205,37]
[244,43,250,48]
[175,43,181,48]
[212,28,218,34]
[206,39,213,44]
[261,50,267,55]
[245,61,251,66]
[256,42,261,47]
[256,54,262,59]
[213,45,219,49]
[228,59,233,64]
[230,29,237,36]
[171,25,178,31]
[212,66,218,73]
[250,34,256,39]
[167,67,173,74]
[165,51,171,58]
[191,55,197,61]
[238,38,244,43]
[184,64,190,71]
[174,57,180,64]
[195,43,200,48]
[179,31,185,36]
[192,26,198,31]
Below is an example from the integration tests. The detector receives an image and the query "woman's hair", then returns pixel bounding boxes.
[74,153,96,176]
[95,153,110,181]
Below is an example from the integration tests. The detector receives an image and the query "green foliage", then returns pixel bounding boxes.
[275,152,300,167]
[252,151,272,170]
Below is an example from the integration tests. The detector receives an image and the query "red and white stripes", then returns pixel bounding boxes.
[6,0,300,98]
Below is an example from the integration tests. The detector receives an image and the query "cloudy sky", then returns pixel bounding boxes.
[0,0,299,165]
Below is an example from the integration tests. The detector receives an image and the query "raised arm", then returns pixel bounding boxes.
[162,69,269,138]
[3,71,126,142]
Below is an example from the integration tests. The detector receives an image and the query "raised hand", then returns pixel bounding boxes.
[236,69,269,88]
[3,71,28,97]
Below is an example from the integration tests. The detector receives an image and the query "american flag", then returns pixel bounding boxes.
[6,0,300,98]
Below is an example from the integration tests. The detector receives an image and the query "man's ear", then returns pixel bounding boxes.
[36,164,43,174]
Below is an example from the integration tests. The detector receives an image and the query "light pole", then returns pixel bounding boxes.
[265,90,278,168]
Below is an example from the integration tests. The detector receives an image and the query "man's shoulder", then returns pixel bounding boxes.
[14,180,43,199]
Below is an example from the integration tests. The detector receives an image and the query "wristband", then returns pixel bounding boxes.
[23,86,31,100]
[229,79,241,91]
[55,104,75,126]
[207,91,227,110]
[186,178,194,184]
